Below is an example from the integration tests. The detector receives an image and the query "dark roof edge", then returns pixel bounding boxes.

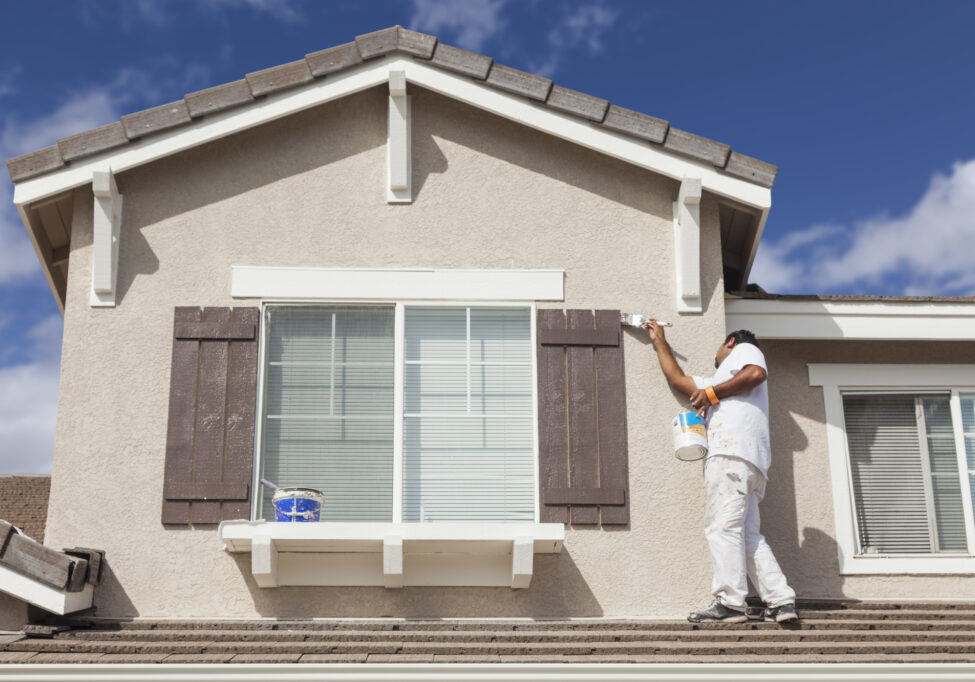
[6,25,777,188]
[731,292,975,303]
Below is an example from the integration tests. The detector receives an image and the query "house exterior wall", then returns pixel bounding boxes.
[761,339,975,601]
[44,84,737,619]
[50,80,975,623]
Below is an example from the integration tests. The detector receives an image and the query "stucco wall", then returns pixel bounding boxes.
[48,83,741,620]
[762,339,975,601]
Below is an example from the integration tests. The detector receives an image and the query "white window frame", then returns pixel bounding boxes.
[251,299,540,524]
[809,363,975,574]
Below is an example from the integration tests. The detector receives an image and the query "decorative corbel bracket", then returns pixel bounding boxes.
[387,70,412,203]
[90,169,123,307]
[673,176,702,313]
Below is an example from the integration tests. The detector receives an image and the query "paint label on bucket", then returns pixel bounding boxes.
[673,412,708,461]
[676,412,706,437]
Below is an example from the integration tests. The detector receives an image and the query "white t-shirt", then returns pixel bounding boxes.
[693,343,771,478]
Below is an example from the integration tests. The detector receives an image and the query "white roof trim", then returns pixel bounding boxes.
[726,298,975,340]
[12,56,771,210]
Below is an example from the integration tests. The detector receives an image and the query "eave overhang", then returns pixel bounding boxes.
[726,296,975,341]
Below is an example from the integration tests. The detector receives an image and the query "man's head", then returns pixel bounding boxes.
[714,329,759,368]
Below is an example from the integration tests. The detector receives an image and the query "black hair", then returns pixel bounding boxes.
[724,329,759,350]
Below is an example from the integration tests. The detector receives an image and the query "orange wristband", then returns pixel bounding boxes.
[705,385,719,405]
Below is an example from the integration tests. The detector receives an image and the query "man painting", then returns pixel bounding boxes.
[645,322,798,623]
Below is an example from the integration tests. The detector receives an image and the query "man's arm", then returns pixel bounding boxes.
[645,320,698,397]
[688,364,766,418]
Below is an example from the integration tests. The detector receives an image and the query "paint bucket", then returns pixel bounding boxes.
[672,411,708,461]
[272,488,324,522]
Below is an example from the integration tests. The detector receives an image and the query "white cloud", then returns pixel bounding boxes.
[529,2,618,77]
[0,316,62,474]
[0,68,20,98]
[410,0,507,52]
[751,158,975,295]
[208,0,304,24]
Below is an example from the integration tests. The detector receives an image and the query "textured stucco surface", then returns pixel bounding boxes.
[760,339,975,601]
[45,83,970,622]
[0,593,27,631]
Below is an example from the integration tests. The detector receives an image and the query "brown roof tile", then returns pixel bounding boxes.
[305,42,363,77]
[4,601,975,665]
[485,63,553,101]
[120,100,192,139]
[6,146,63,182]
[0,475,50,541]
[184,79,253,118]
[5,26,776,190]
[57,122,128,163]
[600,105,668,143]
[426,43,492,80]
[663,127,732,167]
[725,151,778,188]
[355,26,436,60]
[246,59,313,97]
[546,85,609,122]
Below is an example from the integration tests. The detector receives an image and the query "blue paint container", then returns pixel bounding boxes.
[272,488,324,522]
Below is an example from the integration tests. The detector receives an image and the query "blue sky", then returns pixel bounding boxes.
[2,0,974,473]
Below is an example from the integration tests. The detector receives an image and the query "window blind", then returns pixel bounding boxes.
[843,393,966,554]
[403,307,535,522]
[259,306,395,521]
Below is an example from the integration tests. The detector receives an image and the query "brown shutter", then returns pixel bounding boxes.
[162,306,259,525]
[537,309,629,525]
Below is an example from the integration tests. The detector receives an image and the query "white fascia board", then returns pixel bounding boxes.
[3,663,975,680]
[0,563,94,615]
[808,363,975,389]
[231,266,564,301]
[726,298,975,340]
[13,57,771,212]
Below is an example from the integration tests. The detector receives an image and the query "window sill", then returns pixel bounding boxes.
[841,553,975,575]
[218,521,565,588]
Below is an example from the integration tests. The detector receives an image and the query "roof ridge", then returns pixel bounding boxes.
[6,25,776,188]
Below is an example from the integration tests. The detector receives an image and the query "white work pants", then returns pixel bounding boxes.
[703,454,795,611]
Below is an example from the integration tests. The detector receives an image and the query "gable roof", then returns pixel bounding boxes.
[6,26,776,312]
[6,26,777,189]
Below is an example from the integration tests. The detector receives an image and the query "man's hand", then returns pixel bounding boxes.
[643,319,666,344]
[690,388,712,418]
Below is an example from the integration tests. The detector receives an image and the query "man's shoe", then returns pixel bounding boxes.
[687,600,749,623]
[764,603,799,623]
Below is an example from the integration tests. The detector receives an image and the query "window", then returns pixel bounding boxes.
[843,393,966,555]
[256,303,536,523]
[809,364,975,574]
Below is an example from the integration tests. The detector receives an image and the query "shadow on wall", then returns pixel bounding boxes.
[760,366,848,601]
[231,547,603,619]
[90,559,140,619]
[107,87,391,306]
